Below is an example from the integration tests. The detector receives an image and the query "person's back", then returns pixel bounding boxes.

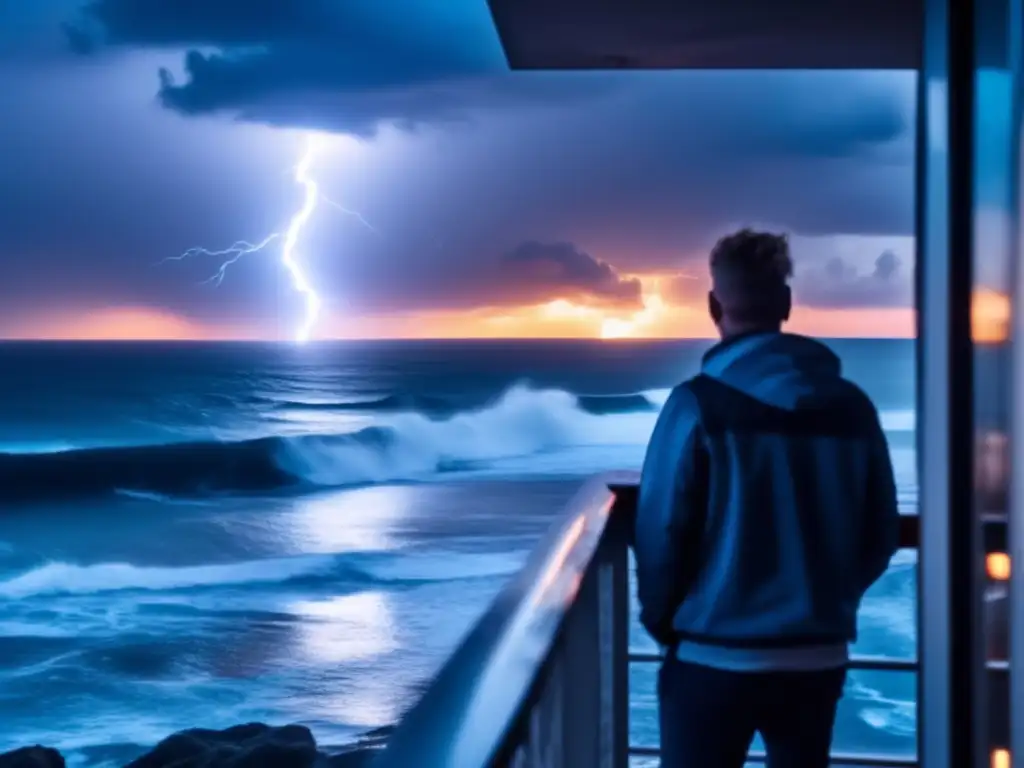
[634,229,900,768]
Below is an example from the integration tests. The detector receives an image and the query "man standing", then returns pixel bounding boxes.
[634,229,901,767]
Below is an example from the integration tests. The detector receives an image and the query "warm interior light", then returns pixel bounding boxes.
[973,288,1011,343]
[992,748,1010,768]
[987,553,1011,581]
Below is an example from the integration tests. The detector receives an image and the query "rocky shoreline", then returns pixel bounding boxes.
[0,723,389,768]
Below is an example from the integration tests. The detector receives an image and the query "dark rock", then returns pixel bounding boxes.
[0,722,390,768]
[126,723,318,768]
[0,747,65,768]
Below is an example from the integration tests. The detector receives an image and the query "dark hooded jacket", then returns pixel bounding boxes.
[634,332,900,651]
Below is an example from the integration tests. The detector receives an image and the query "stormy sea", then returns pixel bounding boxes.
[0,339,918,766]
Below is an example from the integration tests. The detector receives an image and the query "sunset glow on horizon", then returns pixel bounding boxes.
[3,294,924,342]
[10,281,1012,344]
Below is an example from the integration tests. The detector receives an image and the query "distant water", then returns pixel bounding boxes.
[0,339,918,765]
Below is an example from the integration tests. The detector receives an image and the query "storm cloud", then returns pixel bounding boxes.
[64,0,614,135]
[63,2,909,158]
[0,1,917,332]
[795,250,911,308]
[499,241,642,307]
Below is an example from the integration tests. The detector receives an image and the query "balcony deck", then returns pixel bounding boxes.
[372,474,1009,767]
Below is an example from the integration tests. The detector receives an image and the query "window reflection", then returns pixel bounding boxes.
[972,12,1016,756]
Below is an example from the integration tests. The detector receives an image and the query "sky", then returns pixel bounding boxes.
[0,0,1004,341]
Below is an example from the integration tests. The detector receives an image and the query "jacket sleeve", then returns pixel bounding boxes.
[634,385,705,646]
[858,402,901,595]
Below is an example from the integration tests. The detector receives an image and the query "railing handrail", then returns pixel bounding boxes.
[372,471,639,767]
[608,484,939,551]
[374,476,1008,766]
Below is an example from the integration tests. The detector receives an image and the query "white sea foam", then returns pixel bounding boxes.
[274,383,915,489]
[275,384,652,485]
[0,556,337,599]
[0,548,525,601]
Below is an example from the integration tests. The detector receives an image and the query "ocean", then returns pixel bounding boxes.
[0,339,918,766]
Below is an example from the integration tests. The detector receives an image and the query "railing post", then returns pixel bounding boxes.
[600,504,631,768]
[553,547,602,766]
[545,507,630,768]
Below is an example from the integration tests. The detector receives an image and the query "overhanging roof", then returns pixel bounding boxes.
[486,0,923,70]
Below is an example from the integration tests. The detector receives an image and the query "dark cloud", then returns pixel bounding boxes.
[499,241,642,307]
[63,2,907,154]
[63,0,614,135]
[873,249,899,280]
[795,250,911,308]
[309,70,915,311]
[54,3,915,249]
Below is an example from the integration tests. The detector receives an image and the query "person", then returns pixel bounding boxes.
[633,228,901,768]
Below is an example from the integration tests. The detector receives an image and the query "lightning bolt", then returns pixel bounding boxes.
[281,136,322,343]
[321,194,379,235]
[166,134,374,344]
[163,235,281,287]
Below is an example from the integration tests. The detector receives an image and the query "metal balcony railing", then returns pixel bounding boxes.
[373,474,1009,768]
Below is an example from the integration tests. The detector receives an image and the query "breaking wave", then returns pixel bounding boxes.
[0,550,525,600]
[0,384,907,503]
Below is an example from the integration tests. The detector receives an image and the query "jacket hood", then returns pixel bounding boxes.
[700,332,843,410]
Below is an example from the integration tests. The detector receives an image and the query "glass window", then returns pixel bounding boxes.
[974,0,1016,757]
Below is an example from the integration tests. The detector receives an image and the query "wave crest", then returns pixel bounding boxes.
[0,550,524,599]
[0,385,655,502]
[0,556,337,599]
[0,383,909,503]
[271,393,458,416]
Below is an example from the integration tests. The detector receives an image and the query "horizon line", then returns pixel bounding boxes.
[0,334,917,344]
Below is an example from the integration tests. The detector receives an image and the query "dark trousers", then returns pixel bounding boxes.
[658,657,847,768]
